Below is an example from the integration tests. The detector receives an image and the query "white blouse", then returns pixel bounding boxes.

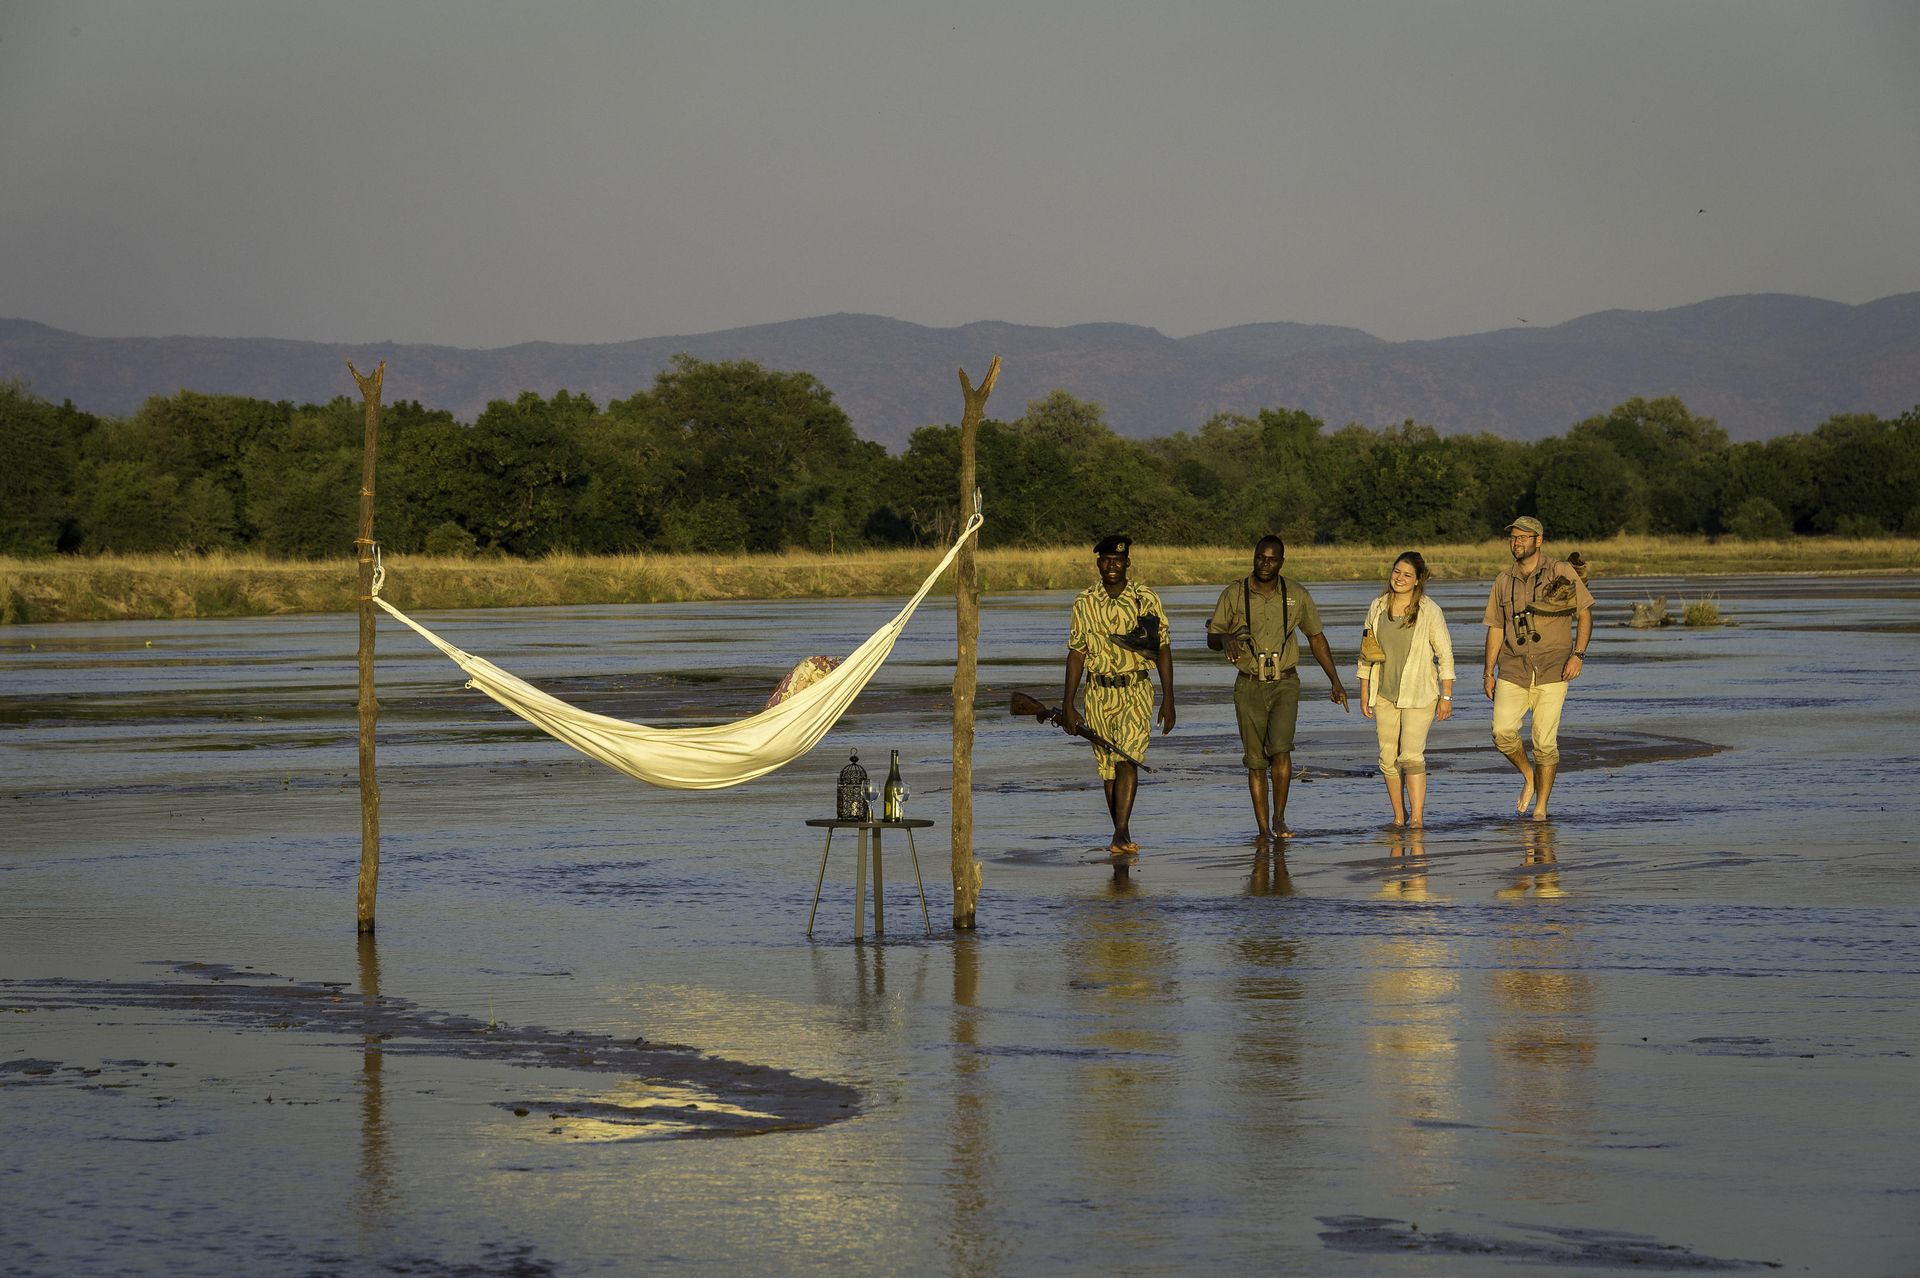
[1356,596,1457,709]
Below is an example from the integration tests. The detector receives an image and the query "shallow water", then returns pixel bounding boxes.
[3,575,1917,1275]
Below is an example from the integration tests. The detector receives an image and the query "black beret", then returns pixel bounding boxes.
[1094,534,1131,556]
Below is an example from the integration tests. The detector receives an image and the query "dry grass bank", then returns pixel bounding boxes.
[4,536,1916,624]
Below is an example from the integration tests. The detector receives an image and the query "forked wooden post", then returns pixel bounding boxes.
[349,359,385,934]
[950,356,1000,930]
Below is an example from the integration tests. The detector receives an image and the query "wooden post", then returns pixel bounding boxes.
[950,357,1000,930]
[349,359,385,934]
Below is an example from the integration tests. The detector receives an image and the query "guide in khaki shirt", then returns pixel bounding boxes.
[1204,536,1348,843]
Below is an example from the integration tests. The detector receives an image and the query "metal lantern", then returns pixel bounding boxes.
[836,752,869,820]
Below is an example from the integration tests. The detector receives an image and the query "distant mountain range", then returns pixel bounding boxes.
[4,292,1916,447]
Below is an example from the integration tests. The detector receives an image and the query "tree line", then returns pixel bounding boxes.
[4,355,1916,558]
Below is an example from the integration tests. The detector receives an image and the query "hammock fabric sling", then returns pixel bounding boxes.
[369,512,983,790]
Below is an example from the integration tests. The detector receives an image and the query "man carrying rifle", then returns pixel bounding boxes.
[1062,534,1176,855]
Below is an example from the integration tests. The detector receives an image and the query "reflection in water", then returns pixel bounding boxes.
[1490,823,1597,1199]
[1366,827,1464,1192]
[1380,827,1439,901]
[946,938,1007,1278]
[354,934,394,1238]
[1064,887,1181,1218]
[1246,844,1294,898]
[1496,822,1568,900]
[525,1078,783,1142]
[1228,843,1309,1125]
[807,939,928,1039]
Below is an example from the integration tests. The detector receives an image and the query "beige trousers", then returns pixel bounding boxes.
[1375,700,1437,779]
[1491,678,1569,765]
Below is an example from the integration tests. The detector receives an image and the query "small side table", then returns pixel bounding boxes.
[804,818,935,939]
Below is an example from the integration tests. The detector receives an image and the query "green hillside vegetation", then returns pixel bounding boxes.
[3,356,1917,622]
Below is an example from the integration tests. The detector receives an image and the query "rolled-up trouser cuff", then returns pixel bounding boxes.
[1376,700,1436,782]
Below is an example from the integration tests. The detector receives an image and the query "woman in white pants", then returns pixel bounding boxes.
[1358,552,1456,828]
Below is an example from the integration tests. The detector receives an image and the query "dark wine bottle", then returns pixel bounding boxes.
[882,749,905,821]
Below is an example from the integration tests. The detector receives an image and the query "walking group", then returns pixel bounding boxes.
[1059,517,1594,855]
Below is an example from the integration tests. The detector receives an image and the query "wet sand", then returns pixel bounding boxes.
[3,574,1917,1274]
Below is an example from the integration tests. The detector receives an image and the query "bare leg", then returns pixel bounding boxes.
[1106,760,1140,851]
[1500,748,1534,814]
[1531,762,1557,822]
[1270,754,1294,837]
[1382,773,1406,827]
[1245,768,1274,841]
[1406,772,1428,828]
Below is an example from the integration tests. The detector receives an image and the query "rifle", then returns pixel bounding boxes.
[1009,691,1154,772]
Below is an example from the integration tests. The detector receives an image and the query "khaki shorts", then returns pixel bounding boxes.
[1234,669,1301,769]
[1492,677,1569,765]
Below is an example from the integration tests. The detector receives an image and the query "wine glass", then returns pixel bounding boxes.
[864,780,880,821]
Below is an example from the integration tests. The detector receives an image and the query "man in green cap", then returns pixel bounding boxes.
[1482,515,1594,821]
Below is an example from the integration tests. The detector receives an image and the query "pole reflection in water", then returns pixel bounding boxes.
[1366,828,1466,1192]
[946,937,1007,1278]
[354,933,394,1240]
[1490,823,1597,1198]
[1063,881,1181,1221]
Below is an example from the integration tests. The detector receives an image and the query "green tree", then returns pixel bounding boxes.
[122,390,292,541]
[1321,422,1484,544]
[1724,434,1817,533]
[619,356,881,553]
[239,399,361,557]
[1567,398,1727,533]
[1726,496,1792,540]
[379,401,475,553]
[1438,431,1536,537]
[1535,435,1648,539]
[466,391,596,554]
[566,411,673,553]
[1804,411,1919,534]
[72,458,187,552]
[0,381,93,554]
[1162,408,1329,544]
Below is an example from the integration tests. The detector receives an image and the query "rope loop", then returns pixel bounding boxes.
[370,543,386,597]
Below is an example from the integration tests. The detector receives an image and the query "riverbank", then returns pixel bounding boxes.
[4,535,1916,624]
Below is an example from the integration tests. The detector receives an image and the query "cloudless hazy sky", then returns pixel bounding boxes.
[3,0,1917,347]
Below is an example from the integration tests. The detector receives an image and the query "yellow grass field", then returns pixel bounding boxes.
[3,536,1916,625]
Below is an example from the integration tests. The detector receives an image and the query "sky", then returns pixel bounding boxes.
[3,0,1917,348]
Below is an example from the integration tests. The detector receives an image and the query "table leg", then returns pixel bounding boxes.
[905,828,932,936]
[806,828,834,938]
[854,827,868,941]
[873,828,886,935]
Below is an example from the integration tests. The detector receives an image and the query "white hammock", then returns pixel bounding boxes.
[370,513,982,790]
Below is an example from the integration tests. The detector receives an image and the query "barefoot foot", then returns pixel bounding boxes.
[1516,775,1535,815]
